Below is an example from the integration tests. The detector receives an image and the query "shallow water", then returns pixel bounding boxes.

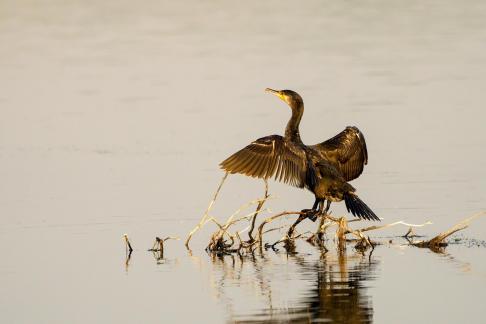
[1,0,486,323]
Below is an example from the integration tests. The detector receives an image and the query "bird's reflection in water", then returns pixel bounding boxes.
[208,244,377,323]
[307,248,375,324]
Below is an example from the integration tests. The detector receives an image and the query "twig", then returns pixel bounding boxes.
[263,226,286,235]
[353,220,433,234]
[123,234,133,253]
[256,211,305,247]
[223,208,270,232]
[248,180,269,242]
[186,172,228,249]
[403,227,415,238]
[148,236,180,259]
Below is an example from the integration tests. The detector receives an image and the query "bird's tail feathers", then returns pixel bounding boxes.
[344,192,380,221]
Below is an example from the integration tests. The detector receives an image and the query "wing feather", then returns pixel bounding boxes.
[220,135,309,188]
[311,126,368,181]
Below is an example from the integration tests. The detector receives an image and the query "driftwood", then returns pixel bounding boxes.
[123,177,485,260]
[411,211,486,249]
[186,178,484,255]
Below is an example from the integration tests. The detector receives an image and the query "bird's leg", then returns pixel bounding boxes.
[287,214,307,238]
[288,198,322,237]
[323,200,331,215]
[301,198,319,213]
[315,200,330,242]
[307,199,323,222]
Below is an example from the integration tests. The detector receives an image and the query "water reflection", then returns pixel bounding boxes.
[306,249,375,324]
[124,250,132,273]
[207,245,377,323]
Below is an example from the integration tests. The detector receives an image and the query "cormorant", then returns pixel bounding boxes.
[220,89,379,233]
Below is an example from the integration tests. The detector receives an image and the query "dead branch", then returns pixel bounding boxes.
[186,172,228,249]
[148,236,180,259]
[256,211,305,247]
[352,220,433,234]
[123,234,133,253]
[248,180,269,242]
[413,211,486,248]
[188,175,485,256]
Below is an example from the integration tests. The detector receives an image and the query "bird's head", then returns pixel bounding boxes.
[265,88,303,109]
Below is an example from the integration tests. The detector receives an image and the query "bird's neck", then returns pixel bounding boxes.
[285,103,304,143]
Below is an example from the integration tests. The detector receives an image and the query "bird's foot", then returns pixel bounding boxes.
[301,209,319,222]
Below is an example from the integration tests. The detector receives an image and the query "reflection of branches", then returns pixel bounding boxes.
[213,252,273,299]
[433,249,472,273]
[308,247,376,324]
[123,234,133,253]
[205,243,377,323]
[124,250,132,272]
[199,232,481,323]
[123,234,133,273]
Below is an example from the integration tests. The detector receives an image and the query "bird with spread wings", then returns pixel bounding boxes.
[220,88,379,234]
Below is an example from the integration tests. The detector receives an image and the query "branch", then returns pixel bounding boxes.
[248,180,269,242]
[185,172,228,248]
[256,211,305,247]
[413,211,486,248]
[352,220,433,234]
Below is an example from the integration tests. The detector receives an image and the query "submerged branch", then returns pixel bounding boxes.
[413,211,486,248]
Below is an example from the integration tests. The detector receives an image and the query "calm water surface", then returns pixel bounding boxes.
[1,0,486,323]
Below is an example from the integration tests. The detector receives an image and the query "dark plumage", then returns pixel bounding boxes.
[220,88,379,225]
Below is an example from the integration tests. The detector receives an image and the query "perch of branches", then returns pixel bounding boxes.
[185,176,273,253]
[186,175,484,255]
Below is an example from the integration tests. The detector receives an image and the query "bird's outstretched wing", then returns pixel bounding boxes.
[220,135,312,188]
[311,126,368,182]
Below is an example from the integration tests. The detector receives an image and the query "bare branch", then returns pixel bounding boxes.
[186,172,228,248]
[413,211,486,248]
[353,220,433,234]
[248,180,269,242]
[256,211,305,247]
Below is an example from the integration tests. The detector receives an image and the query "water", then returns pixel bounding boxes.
[1,0,486,323]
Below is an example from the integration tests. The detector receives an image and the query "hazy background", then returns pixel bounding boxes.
[1,0,485,323]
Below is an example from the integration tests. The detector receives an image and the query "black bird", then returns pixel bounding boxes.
[220,89,379,232]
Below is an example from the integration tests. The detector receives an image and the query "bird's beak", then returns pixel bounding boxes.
[265,88,284,101]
